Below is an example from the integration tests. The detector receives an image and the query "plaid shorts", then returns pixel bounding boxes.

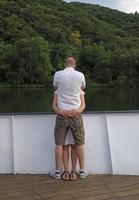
[54,114,85,145]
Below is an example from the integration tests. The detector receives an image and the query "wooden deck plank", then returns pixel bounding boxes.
[0,175,139,200]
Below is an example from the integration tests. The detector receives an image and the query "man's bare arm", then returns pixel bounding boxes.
[53,94,69,118]
[53,94,60,114]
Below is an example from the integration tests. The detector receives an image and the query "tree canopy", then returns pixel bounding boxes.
[0,0,139,86]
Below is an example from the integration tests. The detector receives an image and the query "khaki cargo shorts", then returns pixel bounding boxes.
[54,114,85,145]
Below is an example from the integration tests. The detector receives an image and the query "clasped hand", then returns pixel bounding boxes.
[60,109,80,118]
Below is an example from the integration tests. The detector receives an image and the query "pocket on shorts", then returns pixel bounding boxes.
[74,115,83,128]
[56,115,67,129]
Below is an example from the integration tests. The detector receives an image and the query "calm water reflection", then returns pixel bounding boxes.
[85,87,139,111]
[0,87,139,113]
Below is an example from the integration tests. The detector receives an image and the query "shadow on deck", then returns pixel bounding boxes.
[0,174,139,200]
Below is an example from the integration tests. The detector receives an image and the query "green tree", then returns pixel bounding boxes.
[69,30,82,46]
[0,0,139,87]
[115,73,135,88]
[0,40,15,81]
[6,37,52,84]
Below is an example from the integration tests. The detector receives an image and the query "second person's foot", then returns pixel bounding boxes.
[70,171,77,181]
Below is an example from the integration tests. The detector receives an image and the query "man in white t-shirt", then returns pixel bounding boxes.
[49,57,88,180]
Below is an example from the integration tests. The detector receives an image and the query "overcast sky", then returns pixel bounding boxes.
[65,0,139,13]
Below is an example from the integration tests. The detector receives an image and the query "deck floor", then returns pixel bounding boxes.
[0,174,139,200]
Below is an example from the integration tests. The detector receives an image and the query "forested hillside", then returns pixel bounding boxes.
[0,0,139,87]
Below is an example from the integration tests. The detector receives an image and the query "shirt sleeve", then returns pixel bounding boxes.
[53,72,58,89]
[81,73,86,89]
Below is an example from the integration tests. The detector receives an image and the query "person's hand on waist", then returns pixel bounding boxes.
[59,109,80,118]
[66,109,80,117]
[59,110,70,118]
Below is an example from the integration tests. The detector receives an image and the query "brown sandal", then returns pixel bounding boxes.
[70,171,77,181]
[62,171,70,181]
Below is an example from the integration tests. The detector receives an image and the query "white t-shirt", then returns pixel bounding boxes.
[53,67,86,111]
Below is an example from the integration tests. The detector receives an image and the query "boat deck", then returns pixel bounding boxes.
[0,174,139,200]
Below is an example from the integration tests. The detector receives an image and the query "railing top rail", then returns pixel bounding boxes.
[0,110,139,115]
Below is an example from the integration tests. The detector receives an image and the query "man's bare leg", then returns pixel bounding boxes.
[76,144,84,170]
[70,144,78,180]
[49,144,62,179]
[55,145,63,171]
[71,145,78,172]
[62,145,70,180]
[62,145,69,172]
[76,144,88,178]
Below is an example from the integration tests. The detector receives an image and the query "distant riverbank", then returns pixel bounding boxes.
[0,82,114,89]
[0,79,138,89]
[0,83,47,88]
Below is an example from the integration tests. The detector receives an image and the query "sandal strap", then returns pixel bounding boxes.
[62,171,70,180]
[62,171,69,175]
[70,171,77,180]
[70,171,76,174]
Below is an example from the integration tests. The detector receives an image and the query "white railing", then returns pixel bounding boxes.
[0,112,139,175]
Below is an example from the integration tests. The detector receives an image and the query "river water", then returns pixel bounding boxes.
[0,87,139,113]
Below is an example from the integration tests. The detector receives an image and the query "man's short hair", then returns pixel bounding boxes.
[65,57,76,67]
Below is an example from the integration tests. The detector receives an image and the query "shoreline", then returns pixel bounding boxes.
[0,84,48,88]
[0,82,138,89]
[0,82,114,89]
